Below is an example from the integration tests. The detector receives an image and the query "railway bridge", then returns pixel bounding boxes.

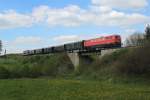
[67,48,120,71]
[23,35,122,71]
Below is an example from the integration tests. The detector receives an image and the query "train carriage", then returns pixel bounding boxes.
[35,49,43,54]
[64,41,84,52]
[43,47,54,54]
[53,45,65,53]
[23,50,30,55]
[26,50,35,55]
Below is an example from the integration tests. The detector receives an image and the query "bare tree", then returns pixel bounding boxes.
[125,33,144,47]
[145,24,150,39]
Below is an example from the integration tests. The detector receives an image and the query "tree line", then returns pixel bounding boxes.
[125,24,150,47]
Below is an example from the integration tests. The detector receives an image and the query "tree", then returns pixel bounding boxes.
[125,33,144,47]
[145,24,150,39]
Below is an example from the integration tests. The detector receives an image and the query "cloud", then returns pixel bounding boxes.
[33,5,149,28]
[90,6,112,13]
[92,0,148,9]
[93,11,149,27]
[32,5,49,23]
[46,5,83,27]
[0,0,149,29]
[53,35,80,44]
[0,10,33,29]
[2,36,44,54]
[2,40,23,54]
[12,36,43,45]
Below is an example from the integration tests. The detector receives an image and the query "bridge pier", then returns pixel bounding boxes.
[67,52,95,71]
[67,52,80,71]
[67,48,120,71]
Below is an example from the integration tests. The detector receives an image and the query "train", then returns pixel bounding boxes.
[23,35,121,55]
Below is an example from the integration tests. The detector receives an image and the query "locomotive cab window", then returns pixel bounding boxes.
[105,37,110,39]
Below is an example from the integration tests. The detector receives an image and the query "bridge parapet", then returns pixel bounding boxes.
[101,48,121,57]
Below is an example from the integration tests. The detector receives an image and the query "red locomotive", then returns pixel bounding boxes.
[84,35,121,50]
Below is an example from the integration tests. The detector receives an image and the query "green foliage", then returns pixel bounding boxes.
[114,41,150,76]
[76,42,150,80]
[0,53,74,78]
[76,49,129,80]
[0,66,9,79]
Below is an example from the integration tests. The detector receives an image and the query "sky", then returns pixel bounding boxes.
[0,0,149,54]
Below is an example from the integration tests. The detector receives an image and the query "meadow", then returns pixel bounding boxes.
[0,79,150,100]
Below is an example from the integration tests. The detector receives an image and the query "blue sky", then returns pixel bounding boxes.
[0,0,149,53]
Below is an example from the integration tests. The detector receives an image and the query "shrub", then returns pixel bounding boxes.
[114,41,150,76]
[20,65,31,77]
[0,66,9,79]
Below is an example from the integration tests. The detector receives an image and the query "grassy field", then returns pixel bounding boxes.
[0,79,150,100]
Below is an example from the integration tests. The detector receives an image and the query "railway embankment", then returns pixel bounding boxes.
[0,41,149,83]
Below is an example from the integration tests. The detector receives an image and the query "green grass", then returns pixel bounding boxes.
[0,79,150,100]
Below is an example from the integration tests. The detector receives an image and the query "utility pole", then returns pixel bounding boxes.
[0,40,2,55]
[4,49,6,55]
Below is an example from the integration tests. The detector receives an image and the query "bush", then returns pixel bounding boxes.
[0,53,74,79]
[29,65,43,78]
[0,66,9,79]
[114,41,150,76]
